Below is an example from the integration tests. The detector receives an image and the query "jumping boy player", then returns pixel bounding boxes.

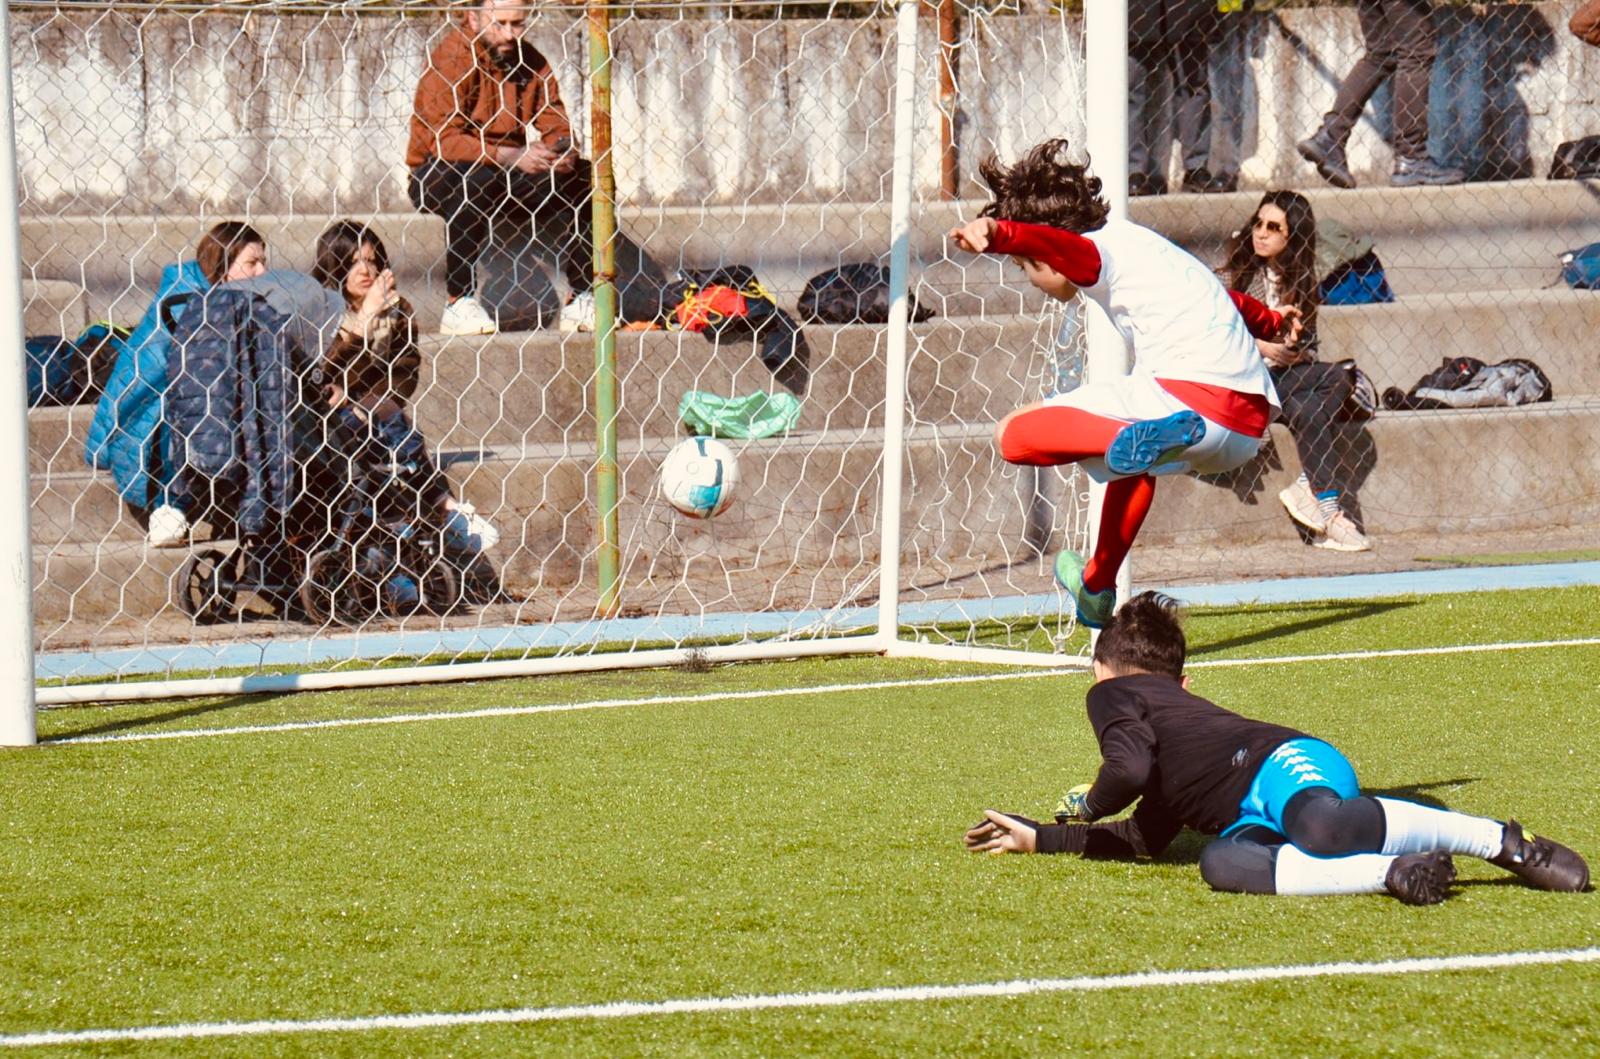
[949,139,1299,629]
[964,592,1590,904]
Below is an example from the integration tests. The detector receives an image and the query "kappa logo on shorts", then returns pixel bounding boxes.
[1269,743,1329,785]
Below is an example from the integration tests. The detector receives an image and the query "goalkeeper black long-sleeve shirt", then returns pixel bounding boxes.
[1034,673,1308,858]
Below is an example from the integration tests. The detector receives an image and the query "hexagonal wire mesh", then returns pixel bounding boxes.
[17,0,1094,701]
[21,0,1599,703]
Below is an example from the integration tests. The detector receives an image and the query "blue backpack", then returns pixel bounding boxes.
[1318,252,1395,306]
[1560,243,1600,290]
[25,322,129,407]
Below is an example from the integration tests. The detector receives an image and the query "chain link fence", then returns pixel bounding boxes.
[1111,1,1600,589]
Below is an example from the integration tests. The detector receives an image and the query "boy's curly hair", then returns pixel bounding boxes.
[977,138,1111,233]
[1092,591,1187,679]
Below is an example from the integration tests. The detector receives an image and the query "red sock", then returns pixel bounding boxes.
[996,404,1128,466]
[1084,474,1155,593]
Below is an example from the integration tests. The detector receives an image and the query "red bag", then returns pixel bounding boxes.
[673,285,749,333]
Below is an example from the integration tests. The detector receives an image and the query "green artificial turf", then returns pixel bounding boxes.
[3,587,1598,1056]
[1414,549,1600,567]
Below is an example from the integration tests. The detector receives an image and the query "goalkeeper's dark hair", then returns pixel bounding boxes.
[1092,591,1187,679]
[977,138,1111,234]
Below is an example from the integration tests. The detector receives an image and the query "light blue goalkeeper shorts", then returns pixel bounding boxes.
[1222,738,1361,838]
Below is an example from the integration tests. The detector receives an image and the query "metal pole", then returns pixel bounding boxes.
[588,0,621,618]
[1083,0,1132,615]
[0,3,38,747]
[875,0,919,650]
[936,0,958,200]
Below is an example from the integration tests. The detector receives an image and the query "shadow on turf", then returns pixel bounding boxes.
[44,693,279,741]
[1366,780,1480,810]
[1187,599,1419,657]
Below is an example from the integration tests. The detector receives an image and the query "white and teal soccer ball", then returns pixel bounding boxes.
[660,437,739,518]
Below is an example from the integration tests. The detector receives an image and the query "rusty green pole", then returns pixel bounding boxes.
[588,0,621,617]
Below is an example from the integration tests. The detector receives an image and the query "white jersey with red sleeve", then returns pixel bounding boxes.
[1080,220,1279,408]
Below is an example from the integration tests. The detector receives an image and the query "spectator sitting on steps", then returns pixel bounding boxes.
[86,221,270,549]
[1221,191,1373,553]
[407,0,598,337]
[311,221,499,557]
[1573,0,1600,46]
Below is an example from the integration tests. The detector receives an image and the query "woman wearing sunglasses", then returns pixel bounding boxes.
[1221,191,1371,552]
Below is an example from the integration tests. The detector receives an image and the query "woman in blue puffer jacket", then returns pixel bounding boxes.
[84,222,268,547]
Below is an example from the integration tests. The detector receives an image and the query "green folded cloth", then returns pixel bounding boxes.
[678,390,802,440]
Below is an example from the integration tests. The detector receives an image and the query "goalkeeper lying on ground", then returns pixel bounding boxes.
[964,593,1590,904]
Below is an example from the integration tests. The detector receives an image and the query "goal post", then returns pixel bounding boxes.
[15,0,1107,722]
[1,0,38,747]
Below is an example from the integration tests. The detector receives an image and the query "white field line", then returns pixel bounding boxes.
[43,636,1600,747]
[3,947,1597,1049]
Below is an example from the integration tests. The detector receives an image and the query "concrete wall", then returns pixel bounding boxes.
[11,3,1600,214]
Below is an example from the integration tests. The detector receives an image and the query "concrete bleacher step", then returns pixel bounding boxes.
[409,314,1053,450]
[1317,288,1600,393]
[28,316,1057,483]
[32,403,1600,625]
[31,286,1600,547]
[32,282,1600,487]
[26,180,1600,332]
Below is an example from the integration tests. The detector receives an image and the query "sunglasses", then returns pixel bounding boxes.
[1252,217,1287,235]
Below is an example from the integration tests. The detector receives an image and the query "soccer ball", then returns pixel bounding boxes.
[660,436,739,518]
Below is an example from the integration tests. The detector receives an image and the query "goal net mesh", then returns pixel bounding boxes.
[20,0,1091,696]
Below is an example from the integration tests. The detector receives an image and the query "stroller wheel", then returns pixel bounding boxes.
[406,551,459,617]
[173,548,239,624]
[301,546,377,626]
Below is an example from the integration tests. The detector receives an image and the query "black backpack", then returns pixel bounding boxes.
[662,265,811,396]
[798,263,934,325]
[1550,134,1600,180]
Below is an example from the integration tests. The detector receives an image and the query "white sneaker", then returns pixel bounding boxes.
[1278,478,1327,533]
[438,295,498,337]
[146,504,191,548]
[443,501,500,554]
[1314,510,1373,552]
[558,290,596,334]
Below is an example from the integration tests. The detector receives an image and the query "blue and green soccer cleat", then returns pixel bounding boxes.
[1105,410,1206,476]
[1053,550,1116,629]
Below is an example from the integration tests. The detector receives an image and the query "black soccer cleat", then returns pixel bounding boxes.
[1385,851,1456,905]
[1490,820,1590,893]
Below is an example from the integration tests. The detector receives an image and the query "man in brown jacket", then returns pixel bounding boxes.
[407,1,595,336]
[1574,0,1600,46]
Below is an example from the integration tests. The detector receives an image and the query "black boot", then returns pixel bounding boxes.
[1490,820,1590,892]
[1128,172,1166,197]
[1296,128,1356,190]
[1181,167,1233,194]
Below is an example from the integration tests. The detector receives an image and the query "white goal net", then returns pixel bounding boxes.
[15,0,1096,711]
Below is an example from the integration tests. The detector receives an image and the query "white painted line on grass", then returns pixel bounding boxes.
[1186,636,1600,670]
[46,668,1077,745]
[3,947,1596,1049]
[43,636,1600,747]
